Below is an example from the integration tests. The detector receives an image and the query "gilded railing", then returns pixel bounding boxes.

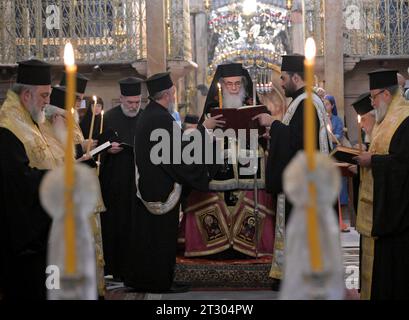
[343,0,409,56]
[0,0,192,65]
[303,0,409,57]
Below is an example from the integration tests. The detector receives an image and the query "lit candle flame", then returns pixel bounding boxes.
[357,115,363,152]
[64,43,75,67]
[93,95,97,104]
[305,37,317,63]
[217,83,223,109]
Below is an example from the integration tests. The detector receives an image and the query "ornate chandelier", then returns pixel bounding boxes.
[207,0,291,93]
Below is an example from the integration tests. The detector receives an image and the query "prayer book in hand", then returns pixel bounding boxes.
[209,105,269,134]
[329,146,361,164]
[89,141,112,157]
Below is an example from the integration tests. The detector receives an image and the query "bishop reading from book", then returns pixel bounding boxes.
[181,63,275,258]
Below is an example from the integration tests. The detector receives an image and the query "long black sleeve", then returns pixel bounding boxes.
[371,117,409,237]
[0,128,50,255]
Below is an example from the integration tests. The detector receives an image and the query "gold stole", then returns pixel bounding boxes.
[357,95,409,299]
[0,90,59,170]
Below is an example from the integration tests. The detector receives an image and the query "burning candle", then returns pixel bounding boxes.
[357,115,363,153]
[63,42,77,275]
[218,83,223,109]
[327,124,340,145]
[304,37,323,272]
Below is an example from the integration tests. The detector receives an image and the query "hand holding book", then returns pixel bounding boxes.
[329,146,362,164]
[209,105,269,134]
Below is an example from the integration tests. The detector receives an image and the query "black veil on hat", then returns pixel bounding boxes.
[145,72,174,99]
[17,59,51,85]
[368,69,398,90]
[352,92,373,116]
[60,72,89,94]
[200,62,258,123]
[280,54,305,73]
[50,86,81,110]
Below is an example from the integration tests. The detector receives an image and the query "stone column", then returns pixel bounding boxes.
[194,11,208,116]
[146,0,167,76]
[323,0,344,119]
[291,5,305,54]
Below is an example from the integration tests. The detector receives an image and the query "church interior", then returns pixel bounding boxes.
[0,0,408,303]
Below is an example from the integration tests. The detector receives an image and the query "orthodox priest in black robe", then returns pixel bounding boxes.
[182,63,276,258]
[354,69,409,300]
[0,60,54,300]
[254,54,330,283]
[124,72,220,292]
[99,77,143,279]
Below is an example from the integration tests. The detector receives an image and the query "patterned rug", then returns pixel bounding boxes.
[174,255,275,289]
[105,248,360,299]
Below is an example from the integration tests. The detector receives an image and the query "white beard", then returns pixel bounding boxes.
[375,100,389,124]
[29,104,45,124]
[167,102,176,114]
[223,88,246,109]
[120,104,139,118]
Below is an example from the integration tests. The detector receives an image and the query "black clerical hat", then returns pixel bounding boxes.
[184,114,199,124]
[281,54,305,73]
[218,63,245,78]
[17,59,51,85]
[119,77,142,96]
[146,72,173,97]
[50,86,80,110]
[60,72,89,94]
[199,62,257,123]
[352,92,373,116]
[368,69,398,90]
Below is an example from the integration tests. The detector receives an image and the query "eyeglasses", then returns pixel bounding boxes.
[370,89,385,102]
[224,81,242,88]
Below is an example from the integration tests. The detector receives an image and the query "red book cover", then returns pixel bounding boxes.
[209,105,269,135]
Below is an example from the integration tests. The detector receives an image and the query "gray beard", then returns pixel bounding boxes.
[167,102,176,114]
[29,104,45,124]
[120,104,139,118]
[223,88,246,109]
[375,100,389,124]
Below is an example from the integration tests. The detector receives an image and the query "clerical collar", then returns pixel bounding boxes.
[290,86,306,100]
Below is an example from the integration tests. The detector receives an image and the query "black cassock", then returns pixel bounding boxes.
[370,117,409,299]
[99,105,140,278]
[124,101,217,292]
[265,87,322,219]
[0,128,50,300]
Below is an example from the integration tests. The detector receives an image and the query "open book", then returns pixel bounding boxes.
[329,146,361,164]
[209,105,269,133]
[89,141,112,157]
